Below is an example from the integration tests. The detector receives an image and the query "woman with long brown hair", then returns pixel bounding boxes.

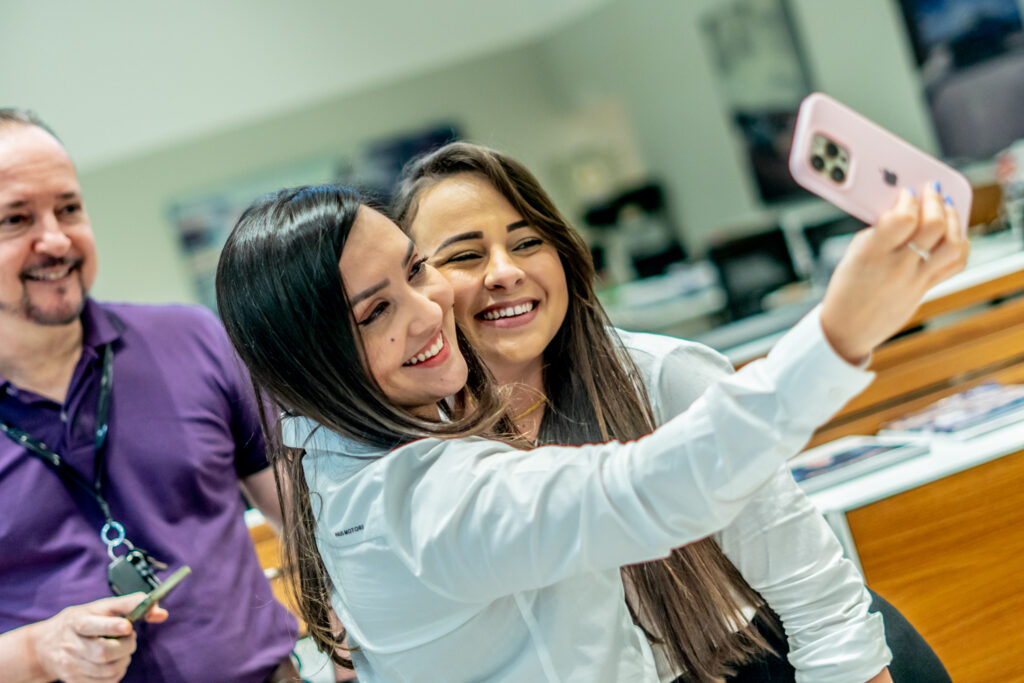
[215,181,962,682]
[393,142,952,682]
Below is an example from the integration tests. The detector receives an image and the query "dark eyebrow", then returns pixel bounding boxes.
[57,192,80,201]
[433,231,483,253]
[350,280,388,307]
[507,220,529,231]
[350,241,414,307]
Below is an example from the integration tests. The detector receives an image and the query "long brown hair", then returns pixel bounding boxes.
[215,185,513,668]
[393,143,776,680]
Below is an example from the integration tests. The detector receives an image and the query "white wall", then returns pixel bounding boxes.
[1,0,608,170]
[789,0,937,151]
[77,0,1004,304]
[81,45,570,303]
[538,0,942,252]
[539,0,750,252]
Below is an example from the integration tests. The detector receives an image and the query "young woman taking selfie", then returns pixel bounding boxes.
[391,142,954,683]
[215,178,964,682]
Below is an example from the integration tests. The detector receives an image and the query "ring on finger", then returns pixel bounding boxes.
[907,240,931,261]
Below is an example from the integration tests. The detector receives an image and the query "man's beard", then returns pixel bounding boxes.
[1,268,88,326]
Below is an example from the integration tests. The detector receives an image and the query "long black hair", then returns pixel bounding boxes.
[216,184,512,666]
[393,144,776,681]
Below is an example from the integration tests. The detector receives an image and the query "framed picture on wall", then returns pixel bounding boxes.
[701,0,814,203]
[167,123,460,312]
[167,157,345,313]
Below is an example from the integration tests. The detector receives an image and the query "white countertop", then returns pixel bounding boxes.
[807,420,1024,514]
[921,235,1024,302]
[721,233,1024,365]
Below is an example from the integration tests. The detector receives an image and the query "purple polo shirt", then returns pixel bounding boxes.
[0,299,297,682]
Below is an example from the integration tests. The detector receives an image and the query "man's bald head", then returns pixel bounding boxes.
[0,109,62,144]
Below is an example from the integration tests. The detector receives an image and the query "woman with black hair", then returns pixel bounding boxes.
[215,180,963,683]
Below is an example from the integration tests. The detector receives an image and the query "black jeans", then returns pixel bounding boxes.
[674,589,951,682]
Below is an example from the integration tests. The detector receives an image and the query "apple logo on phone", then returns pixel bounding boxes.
[881,169,898,186]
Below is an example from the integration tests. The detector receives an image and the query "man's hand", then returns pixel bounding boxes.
[29,593,167,683]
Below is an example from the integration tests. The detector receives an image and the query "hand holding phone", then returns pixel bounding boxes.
[789,93,973,233]
[125,565,191,624]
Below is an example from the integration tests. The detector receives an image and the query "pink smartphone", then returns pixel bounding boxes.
[789,92,972,234]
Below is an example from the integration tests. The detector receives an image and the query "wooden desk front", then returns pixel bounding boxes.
[837,450,1024,682]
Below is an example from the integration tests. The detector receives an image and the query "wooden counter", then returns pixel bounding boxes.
[803,254,1024,681]
[845,450,1024,682]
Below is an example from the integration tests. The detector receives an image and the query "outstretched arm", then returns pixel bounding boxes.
[317,305,875,603]
[304,185,967,606]
[638,335,894,682]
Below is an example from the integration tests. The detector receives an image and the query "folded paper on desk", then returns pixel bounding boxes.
[879,382,1024,441]
[789,436,929,493]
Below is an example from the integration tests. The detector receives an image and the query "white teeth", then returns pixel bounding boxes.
[404,334,444,366]
[482,301,535,321]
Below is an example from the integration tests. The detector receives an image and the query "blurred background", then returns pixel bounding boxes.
[4,0,1024,352]
[8,3,1024,678]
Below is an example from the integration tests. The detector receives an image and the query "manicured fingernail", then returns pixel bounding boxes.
[944,193,954,206]
[932,181,942,193]
[906,187,916,197]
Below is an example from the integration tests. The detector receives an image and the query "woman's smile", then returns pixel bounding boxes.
[403,331,451,367]
[408,173,568,384]
[475,299,539,328]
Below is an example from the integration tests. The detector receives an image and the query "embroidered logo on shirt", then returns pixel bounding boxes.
[336,524,364,537]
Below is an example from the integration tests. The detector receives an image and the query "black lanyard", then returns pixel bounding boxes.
[2,340,169,591]
[0,343,115,524]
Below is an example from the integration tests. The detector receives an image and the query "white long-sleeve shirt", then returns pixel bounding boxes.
[283,308,884,682]
[615,326,891,681]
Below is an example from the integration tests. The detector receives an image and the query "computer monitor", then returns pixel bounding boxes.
[707,227,800,322]
[898,0,1024,160]
[802,214,867,259]
[898,0,1023,67]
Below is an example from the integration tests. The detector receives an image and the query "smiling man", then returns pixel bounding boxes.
[0,110,299,683]
[0,125,95,327]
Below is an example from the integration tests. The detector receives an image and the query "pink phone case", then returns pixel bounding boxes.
[789,93,972,233]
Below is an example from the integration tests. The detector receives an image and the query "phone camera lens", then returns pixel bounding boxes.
[811,155,825,171]
[830,167,846,183]
[825,142,839,157]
